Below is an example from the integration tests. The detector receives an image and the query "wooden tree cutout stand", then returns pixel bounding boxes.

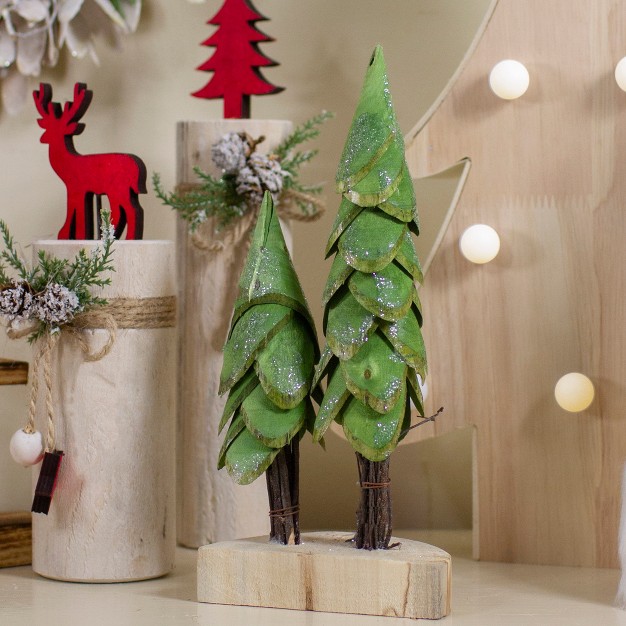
[404,0,626,569]
[197,531,451,620]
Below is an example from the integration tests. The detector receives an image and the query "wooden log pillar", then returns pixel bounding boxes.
[176,120,293,548]
[31,241,176,582]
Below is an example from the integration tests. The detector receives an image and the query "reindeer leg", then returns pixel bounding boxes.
[107,197,124,239]
[125,192,144,240]
[58,192,78,239]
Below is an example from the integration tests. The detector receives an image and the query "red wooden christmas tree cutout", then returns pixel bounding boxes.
[33,82,147,240]
[191,0,283,118]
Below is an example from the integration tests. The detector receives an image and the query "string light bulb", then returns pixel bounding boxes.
[489,60,530,99]
[615,57,626,91]
[554,373,595,412]
[459,224,500,264]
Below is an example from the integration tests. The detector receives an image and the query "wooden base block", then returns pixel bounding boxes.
[0,512,32,568]
[197,531,451,620]
[0,358,28,385]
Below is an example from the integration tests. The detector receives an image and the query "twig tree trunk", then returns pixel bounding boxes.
[265,438,300,545]
[354,453,392,550]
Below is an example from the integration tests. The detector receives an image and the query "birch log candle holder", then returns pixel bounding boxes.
[30,240,176,583]
[176,119,293,548]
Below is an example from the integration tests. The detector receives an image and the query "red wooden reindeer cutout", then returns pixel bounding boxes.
[34,83,146,240]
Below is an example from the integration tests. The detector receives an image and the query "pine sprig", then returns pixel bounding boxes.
[0,210,116,341]
[0,220,29,281]
[274,111,334,162]
[154,111,333,232]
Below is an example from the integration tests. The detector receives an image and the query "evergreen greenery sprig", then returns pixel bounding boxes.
[153,111,333,232]
[0,210,115,342]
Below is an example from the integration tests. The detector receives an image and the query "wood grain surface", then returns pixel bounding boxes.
[405,0,626,568]
[30,241,176,582]
[0,359,28,386]
[0,511,31,568]
[197,531,451,619]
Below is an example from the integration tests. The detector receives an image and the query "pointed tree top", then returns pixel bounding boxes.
[336,45,406,207]
[210,0,267,24]
[232,192,315,330]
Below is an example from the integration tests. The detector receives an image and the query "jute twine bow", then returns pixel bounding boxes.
[9,296,176,452]
[176,184,326,255]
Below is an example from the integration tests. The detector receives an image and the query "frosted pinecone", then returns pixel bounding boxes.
[236,153,286,208]
[235,165,264,208]
[34,283,80,325]
[211,133,248,174]
[249,153,285,194]
[0,281,34,321]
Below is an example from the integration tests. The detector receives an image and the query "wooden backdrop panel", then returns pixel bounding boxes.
[405,0,626,567]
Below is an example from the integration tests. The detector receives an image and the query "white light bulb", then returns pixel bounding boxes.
[489,60,530,99]
[615,57,626,91]
[459,224,500,264]
[554,373,595,412]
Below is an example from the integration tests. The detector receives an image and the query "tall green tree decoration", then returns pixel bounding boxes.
[218,191,318,545]
[313,46,427,550]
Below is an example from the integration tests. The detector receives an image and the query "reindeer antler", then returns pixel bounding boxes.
[33,83,54,118]
[61,83,92,124]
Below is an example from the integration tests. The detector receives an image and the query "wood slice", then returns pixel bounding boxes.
[176,119,293,548]
[0,359,28,386]
[197,531,451,620]
[30,241,176,582]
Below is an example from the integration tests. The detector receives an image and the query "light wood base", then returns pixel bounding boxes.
[197,531,451,620]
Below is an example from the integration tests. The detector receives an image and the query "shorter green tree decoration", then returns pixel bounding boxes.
[218,191,319,544]
[313,46,428,550]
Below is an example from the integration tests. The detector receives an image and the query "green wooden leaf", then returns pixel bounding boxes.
[378,164,417,222]
[408,208,420,238]
[379,307,427,373]
[325,196,363,258]
[339,208,405,273]
[342,384,407,462]
[395,231,423,285]
[312,344,336,391]
[312,365,351,442]
[336,46,405,207]
[348,261,415,321]
[241,385,307,448]
[341,143,404,208]
[232,192,315,330]
[219,304,293,395]
[224,427,280,485]
[326,288,377,360]
[413,290,423,327]
[254,317,315,409]
[322,252,354,307]
[218,412,246,470]
[218,368,259,433]
[340,330,406,413]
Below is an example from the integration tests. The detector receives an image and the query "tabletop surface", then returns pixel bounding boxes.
[1,530,625,626]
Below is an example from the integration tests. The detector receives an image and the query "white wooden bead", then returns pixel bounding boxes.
[10,428,44,467]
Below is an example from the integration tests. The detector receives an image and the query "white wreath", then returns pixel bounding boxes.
[0,0,141,114]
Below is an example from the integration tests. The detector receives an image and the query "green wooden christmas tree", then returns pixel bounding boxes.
[313,45,427,550]
[218,191,319,544]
